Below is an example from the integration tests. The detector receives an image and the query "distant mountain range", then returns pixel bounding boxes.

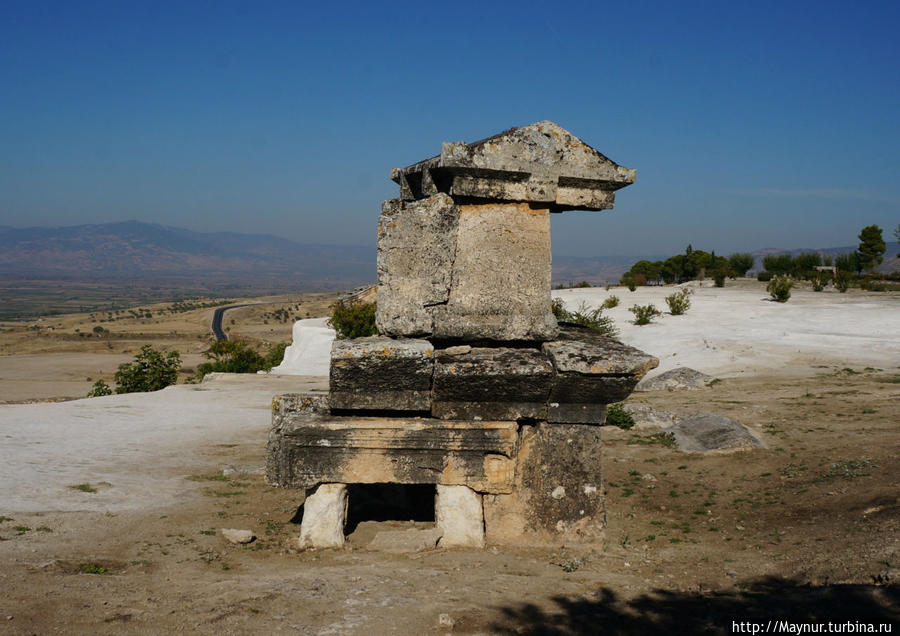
[0,221,896,291]
[0,221,376,290]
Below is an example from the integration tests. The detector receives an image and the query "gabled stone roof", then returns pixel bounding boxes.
[390,121,635,212]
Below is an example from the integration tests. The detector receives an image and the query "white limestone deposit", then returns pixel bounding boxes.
[268,318,335,376]
[553,282,900,379]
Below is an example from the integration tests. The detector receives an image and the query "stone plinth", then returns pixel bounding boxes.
[267,396,517,494]
[329,337,434,411]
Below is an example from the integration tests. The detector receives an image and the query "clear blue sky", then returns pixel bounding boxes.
[2,0,898,257]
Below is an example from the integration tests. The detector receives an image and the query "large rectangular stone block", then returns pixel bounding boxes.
[329,337,434,411]
[266,407,517,494]
[431,203,558,342]
[375,194,458,337]
[431,346,553,420]
[483,422,605,545]
[542,326,659,423]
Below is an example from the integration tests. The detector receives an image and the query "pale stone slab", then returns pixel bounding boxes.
[432,203,557,342]
[390,121,635,212]
[436,485,485,548]
[221,528,255,544]
[367,527,443,553]
[267,408,518,493]
[375,194,458,337]
[298,483,348,549]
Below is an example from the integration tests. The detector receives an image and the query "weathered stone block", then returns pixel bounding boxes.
[267,409,517,493]
[329,337,434,411]
[431,347,553,420]
[483,423,604,545]
[430,203,558,342]
[298,483,348,549]
[435,485,485,548]
[542,326,659,423]
[390,121,635,213]
[375,194,458,337]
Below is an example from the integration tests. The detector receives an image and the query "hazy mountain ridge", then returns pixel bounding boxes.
[1,222,896,290]
[0,221,376,288]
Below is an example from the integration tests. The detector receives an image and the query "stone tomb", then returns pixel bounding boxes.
[266,121,657,548]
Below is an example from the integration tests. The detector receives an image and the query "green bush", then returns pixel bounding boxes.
[553,300,618,338]
[605,404,635,430]
[712,271,726,287]
[629,304,661,325]
[86,379,113,398]
[574,281,592,288]
[812,275,826,292]
[328,301,377,339]
[766,275,793,303]
[757,271,773,282]
[114,345,181,393]
[601,295,620,309]
[664,288,692,315]
[835,271,851,293]
[263,342,289,369]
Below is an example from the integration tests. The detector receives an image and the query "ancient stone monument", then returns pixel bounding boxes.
[267,121,658,548]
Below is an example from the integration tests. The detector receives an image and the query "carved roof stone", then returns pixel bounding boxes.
[390,121,635,212]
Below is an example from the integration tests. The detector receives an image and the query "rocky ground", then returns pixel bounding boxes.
[0,283,898,634]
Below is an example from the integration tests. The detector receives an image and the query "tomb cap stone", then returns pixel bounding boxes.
[391,121,635,211]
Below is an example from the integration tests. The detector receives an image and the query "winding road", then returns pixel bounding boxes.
[210,304,255,341]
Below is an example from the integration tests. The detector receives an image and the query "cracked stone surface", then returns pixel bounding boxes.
[376,194,458,337]
[329,337,434,411]
[390,121,635,212]
[431,347,553,420]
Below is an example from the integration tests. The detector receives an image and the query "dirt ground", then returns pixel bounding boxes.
[1,368,897,634]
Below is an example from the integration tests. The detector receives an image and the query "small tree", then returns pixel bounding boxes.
[114,345,181,393]
[766,275,793,303]
[328,301,377,339]
[856,224,885,272]
[727,253,754,278]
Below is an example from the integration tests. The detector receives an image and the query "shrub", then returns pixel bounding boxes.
[86,379,113,398]
[263,342,289,370]
[627,281,637,292]
[812,275,826,292]
[601,295,620,309]
[664,288,692,315]
[757,271,773,282]
[629,304,661,325]
[712,271,726,287]
[574,281,592,288]
[766,275,793,303]
[553,300,618,338]
[605,404,635,430]
[328,301,377,339]
[114,345,181,393]
[835,271,851,293]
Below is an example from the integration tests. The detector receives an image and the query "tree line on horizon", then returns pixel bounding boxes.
[622,224,892,286]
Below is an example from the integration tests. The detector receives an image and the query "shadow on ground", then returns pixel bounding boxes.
[489,577,898,635]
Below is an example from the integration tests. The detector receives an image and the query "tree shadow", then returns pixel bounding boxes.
[491,577,898,635]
